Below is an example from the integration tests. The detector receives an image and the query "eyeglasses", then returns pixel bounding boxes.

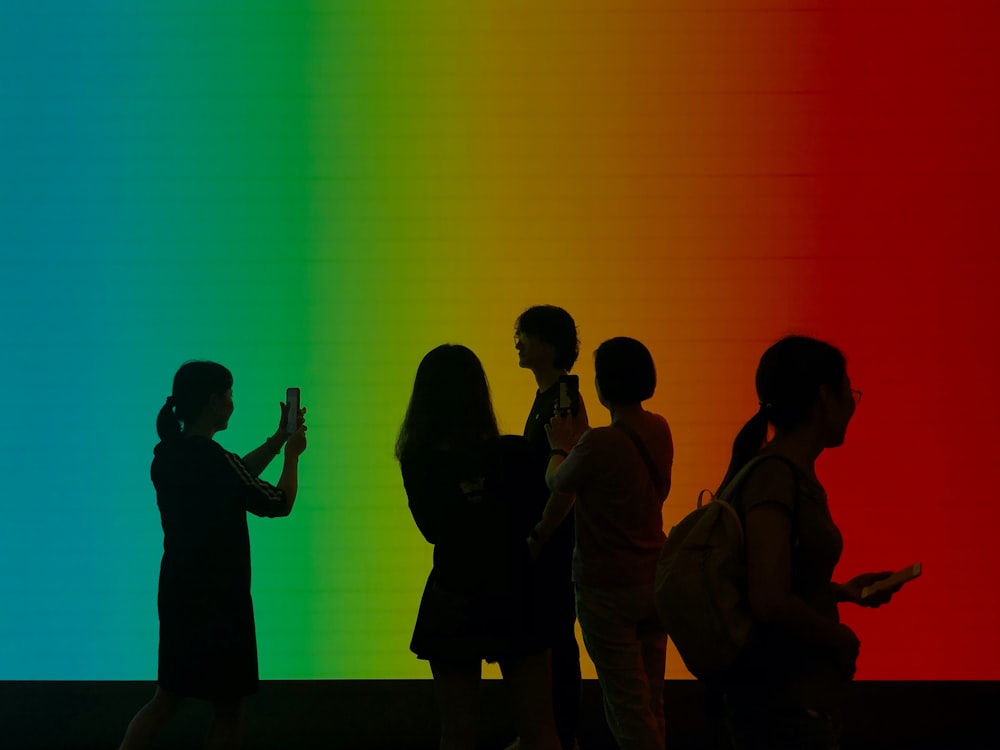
[851,389,863,405]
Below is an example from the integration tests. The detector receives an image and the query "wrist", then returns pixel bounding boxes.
[265,434,285,454]
[832,582,854,603]
[528,525,547,545]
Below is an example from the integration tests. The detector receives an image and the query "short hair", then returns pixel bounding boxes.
[515,305,580,371]
[594,337,656,403]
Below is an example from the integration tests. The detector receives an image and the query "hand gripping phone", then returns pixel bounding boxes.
[861,562,922,599]
[557,374,579,417]
[285,388,300,434]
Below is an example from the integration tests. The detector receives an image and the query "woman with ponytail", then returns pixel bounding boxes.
[120,361,307,750]
[719,336,901,749]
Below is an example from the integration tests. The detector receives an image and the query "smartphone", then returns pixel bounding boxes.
[557,374,579,417]
[861,562,922,599]
[285,388,300,434]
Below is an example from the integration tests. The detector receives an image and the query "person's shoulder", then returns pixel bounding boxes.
[738,455,798,510]
[577,425,615,448]
[645,410,672,432]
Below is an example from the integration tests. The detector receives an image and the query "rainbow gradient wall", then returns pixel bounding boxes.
[1,0,998,681]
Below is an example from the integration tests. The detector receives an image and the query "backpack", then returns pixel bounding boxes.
[654,455,793,680]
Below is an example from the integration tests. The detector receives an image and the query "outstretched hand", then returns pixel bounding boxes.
[839,571,898,607]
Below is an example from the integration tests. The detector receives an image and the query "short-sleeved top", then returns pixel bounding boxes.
[524,382,575,581]
[730,456,845,702]
[153,435,288,613]
[549,411,673,587]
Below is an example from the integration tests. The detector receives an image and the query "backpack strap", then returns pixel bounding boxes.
[719,454,800,519]
[613,421,666,497]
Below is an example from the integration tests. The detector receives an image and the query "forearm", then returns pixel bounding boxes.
[752,591,845,650]
[534,490,575,542]
[242,433,286,477]
[275,453,300,514]
[544,453,567,491]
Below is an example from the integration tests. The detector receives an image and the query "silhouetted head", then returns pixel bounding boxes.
[156,361,234,440]
[395,344,500,461]
[720,335,855,489]
[756,335,852,441]
[594,337,656,405]
[514,305,580,372]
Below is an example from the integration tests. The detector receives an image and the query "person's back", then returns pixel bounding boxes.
[402,435,538,605]
[563,411,672,588]
[398,344,561,750]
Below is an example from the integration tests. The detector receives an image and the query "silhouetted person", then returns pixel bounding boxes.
[514,305,583,750]
[541,337,673,750]
[717,336,900,749]
[119,361,307,750]
[397,345,560,750]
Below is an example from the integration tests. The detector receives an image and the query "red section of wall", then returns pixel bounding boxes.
[796,5,1000,678]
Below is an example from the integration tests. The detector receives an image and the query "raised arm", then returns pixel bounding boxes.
[242,401,305,476]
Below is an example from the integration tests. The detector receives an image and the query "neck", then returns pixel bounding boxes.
[765,428,824,477]
[533,365,564,392]
[609,402,643,423]
[183,420,217,439]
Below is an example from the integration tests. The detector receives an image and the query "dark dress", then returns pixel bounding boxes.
[153,435,288,699]
[402,435,548,663]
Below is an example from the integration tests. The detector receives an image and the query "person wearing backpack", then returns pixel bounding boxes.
[717,336,901,750]
[532,337,673,750]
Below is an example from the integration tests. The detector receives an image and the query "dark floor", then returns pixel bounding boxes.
[1,680,997,749]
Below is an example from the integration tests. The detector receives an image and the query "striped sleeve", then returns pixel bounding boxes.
[223,450,289,518]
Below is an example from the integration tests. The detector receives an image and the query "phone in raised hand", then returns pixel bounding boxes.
[557,374,579,417]
[285,388,300,434]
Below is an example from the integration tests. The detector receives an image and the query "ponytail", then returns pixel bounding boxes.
[717,406,769,492]
[718,335,847,492]
[156,396,182,441]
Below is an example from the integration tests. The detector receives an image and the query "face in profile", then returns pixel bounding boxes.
[821,377,856,447]
[514,330,553,371]
[210,389,235,432]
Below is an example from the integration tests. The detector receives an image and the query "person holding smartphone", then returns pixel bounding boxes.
[119,361,306,750]
[542,337,673,750]
[514,305,583,750]
[714,336,903,749]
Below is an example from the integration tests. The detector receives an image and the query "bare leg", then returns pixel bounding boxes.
[500,650,561,750]
[118,686,183,750]
[430,659,481,750]
[204,697,245,750]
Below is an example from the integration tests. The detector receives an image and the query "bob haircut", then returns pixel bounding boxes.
[594,337,656,404]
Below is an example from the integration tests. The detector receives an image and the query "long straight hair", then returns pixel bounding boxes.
[395,344,499,462]
[719,336,846,490]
